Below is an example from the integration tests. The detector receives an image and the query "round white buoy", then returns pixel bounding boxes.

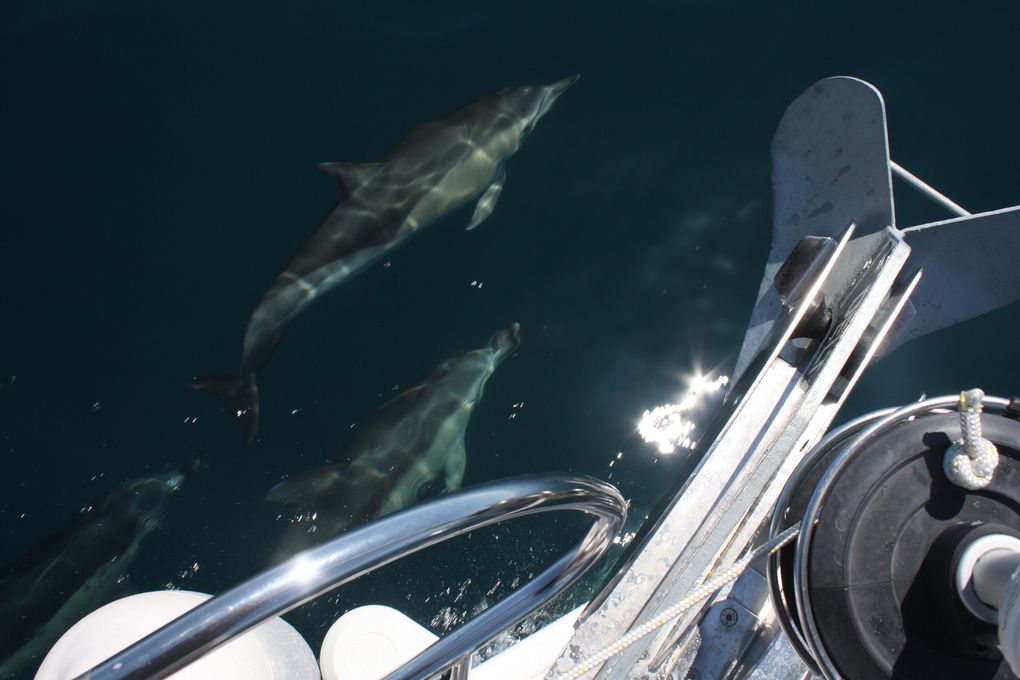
[35,591,319,680]
[319,605,438,680]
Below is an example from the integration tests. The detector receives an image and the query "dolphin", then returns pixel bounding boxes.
[191,76,577,444]
[267,324,520,555]
[0,375,14,392]
[0,466,191,678]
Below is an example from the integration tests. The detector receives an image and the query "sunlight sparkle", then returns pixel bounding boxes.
[637,374,729,454]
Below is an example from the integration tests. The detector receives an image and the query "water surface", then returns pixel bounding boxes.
[2,1,1020,675]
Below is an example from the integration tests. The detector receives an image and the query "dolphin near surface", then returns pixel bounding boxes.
[191,76,577,444]
[267,324,520,556]
[0,466,191,677]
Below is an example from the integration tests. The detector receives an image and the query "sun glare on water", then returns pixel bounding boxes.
[637,374,729,454]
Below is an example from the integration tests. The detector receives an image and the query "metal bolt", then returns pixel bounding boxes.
[687,669,701,680]
[720,607,738,627]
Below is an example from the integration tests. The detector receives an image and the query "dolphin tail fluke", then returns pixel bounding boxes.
[188,372,259,444]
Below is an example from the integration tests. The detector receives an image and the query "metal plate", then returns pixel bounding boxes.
[734,77,895,382]
[888,205,1020,353]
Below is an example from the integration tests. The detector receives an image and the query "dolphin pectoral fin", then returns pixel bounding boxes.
[187,372,259,445]
[377,480,421,517]
[466,165,506,230]
[444,441,467,492]
[265,478,306,506]
[316,162,388,195]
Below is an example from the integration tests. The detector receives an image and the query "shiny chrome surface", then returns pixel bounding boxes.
[564,221,913,678]
[558,221,853,678]
[765,404,898,670]
[890,160,970,217]
[558,74,1020,678]
[791,395,1011,679]
[76,474,626,680]
[558,73,1020,678]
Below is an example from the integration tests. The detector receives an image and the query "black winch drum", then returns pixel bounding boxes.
[768,395,1020,680]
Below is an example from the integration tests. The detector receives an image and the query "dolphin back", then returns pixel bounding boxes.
[266,324,521,545]
[189,77,575,443]
[267,464,351,507]
[0,469,187,675]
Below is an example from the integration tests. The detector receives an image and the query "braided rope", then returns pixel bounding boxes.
[554,523,801,679]
[944,388,999,490]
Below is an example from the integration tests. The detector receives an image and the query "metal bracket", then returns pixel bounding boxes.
[674,567,777,680]
[555,74,1020,680]
[556,223,913,678]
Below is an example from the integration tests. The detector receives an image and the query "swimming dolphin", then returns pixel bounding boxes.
[267,324,520,555]
[191,76,577,444]
[0,375,14,392]
[0,466,191,677]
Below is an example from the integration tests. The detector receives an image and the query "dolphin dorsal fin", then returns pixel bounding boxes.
[316,162,387,195]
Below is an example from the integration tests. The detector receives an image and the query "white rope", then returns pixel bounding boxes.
[944,388,999,490]
[554,523,801,680]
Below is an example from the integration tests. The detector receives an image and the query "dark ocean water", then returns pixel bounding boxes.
[3,0,1020,676]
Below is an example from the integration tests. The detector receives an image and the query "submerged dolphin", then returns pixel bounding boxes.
[191,76,577,444]
[267,324,520,554]
[0,375,13,392]
[0,466,191,677]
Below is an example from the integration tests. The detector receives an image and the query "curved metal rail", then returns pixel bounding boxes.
[790,395,1010,679]
[76,474,626,680]
[766,404,899,669]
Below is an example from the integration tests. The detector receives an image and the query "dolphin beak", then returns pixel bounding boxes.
[490,323,522,360]
[548,74,580,102]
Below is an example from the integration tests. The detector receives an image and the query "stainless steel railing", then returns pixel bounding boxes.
[77,473,626,680]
